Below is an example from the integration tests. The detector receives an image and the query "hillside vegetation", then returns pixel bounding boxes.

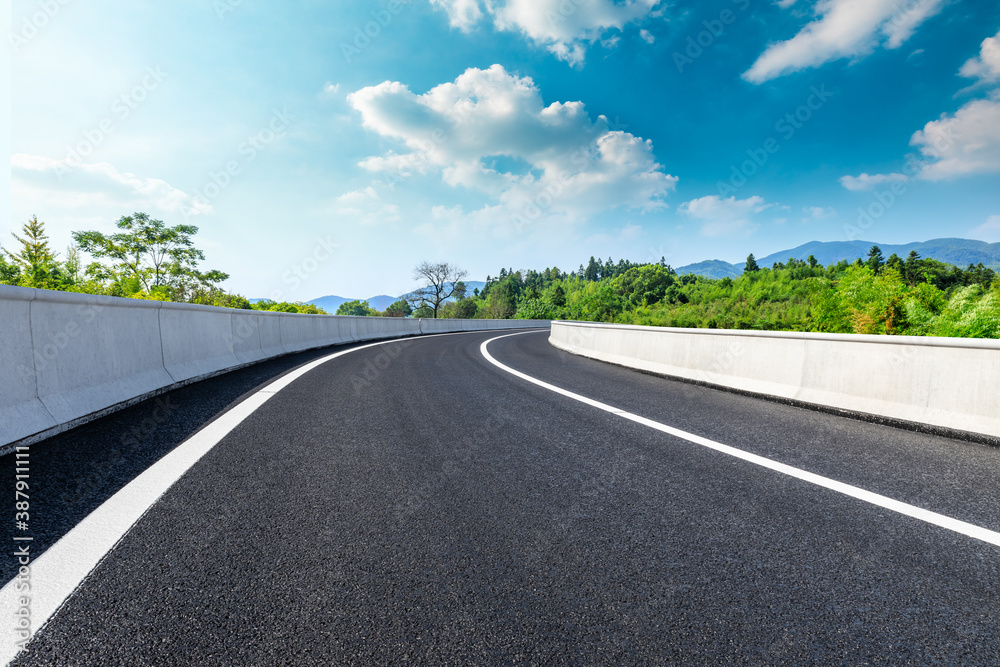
[452,251,1000,339]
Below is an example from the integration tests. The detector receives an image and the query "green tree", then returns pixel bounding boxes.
[837,265,907,334]
[336,299,379,316]
[930,285,1000,338]
[383,299,413,317]
[865,245,885,274]
[479,273,521,319]
[73,212,228,298]
[515,297,552,320]
[5,216,68,289]
[439,297,478,319]
[407,261,469,318]
[615,265,676,307]
[64,245,82,284]
[550,284,567,307]
[252,300,326,314]
[744,253,760,273]
[190,289,252,310]
[412,304,434,318]
[0,252,19,285]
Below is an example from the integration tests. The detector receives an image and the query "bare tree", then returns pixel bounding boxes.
[407,261,469,318]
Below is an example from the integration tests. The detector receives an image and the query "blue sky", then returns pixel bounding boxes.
[7,0,1000,300]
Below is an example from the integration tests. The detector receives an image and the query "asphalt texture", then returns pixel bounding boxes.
[5,328,1000,665]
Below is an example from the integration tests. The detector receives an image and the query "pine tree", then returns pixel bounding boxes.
[551,284,566,307]
[866,245,885,273]
[6,216,61,289]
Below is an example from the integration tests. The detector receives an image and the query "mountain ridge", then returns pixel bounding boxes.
[676,237,1000,279]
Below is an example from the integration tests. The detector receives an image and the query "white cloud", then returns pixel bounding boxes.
[801,205,835,222]
[910,93,1000,180]
[679,195,770,237]
[347,65,677,229]
[323,82,340,95]
[430,0,483,32]
[429,0,662,66]
[639,29,655,45]
[11,153,211,216]
[358,152,430,176]
[743,0,943,83]
[959,29,1000,86]
[839,172,909,190]
[332,186,399,226]
[601,35,621,49]
[969,215,1000,243]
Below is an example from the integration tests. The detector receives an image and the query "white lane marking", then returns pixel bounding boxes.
[0,329,525,665]
[481,331,1000,549]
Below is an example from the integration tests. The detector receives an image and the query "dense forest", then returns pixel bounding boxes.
[445,250,1000,339]
[3,213,998,338]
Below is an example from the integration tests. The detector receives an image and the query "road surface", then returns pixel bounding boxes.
[3,328,999,665]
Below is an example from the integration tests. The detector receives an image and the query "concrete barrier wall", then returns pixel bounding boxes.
[550,321,1000,441]
[0,285,548,450]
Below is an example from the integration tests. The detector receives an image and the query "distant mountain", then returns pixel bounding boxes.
[307,295,352,313]
[460,280,487,295]
[365,295,397,311]
[758,238,1000,271]
[676,260,742,279]
[676,238,1000,279]
[305,280,488,313]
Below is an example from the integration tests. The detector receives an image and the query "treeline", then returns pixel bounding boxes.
[443,248,999,338]
[6,213,998,337]
[0,214,326,314]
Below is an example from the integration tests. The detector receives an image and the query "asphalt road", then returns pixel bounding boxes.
[5,328,1000,665]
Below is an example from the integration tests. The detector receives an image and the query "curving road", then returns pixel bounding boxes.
[4,328,1000,665]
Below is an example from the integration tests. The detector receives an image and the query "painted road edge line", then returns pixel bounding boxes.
[481,331,1000,549]
[0,329,509,665]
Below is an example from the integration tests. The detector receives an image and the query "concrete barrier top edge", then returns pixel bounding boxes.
[0,287,557,326]
[552,320,1000,350]
[0,285,36,302]
[0,285,165,310]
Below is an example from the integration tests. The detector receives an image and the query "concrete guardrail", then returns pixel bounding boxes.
[550,320,1000,443]
[0,285,549,451]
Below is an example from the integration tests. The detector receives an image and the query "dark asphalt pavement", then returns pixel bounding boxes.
[6,328,1000,665]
